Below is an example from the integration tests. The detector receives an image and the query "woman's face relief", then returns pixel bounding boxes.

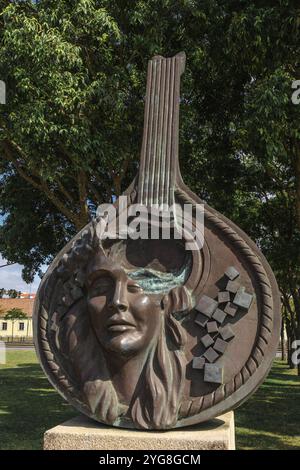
[86,253,162,357]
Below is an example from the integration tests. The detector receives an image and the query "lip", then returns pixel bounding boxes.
[107,324,136,332]
[106,319,136,332]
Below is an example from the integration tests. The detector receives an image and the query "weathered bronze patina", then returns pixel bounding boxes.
[34,53,281,430]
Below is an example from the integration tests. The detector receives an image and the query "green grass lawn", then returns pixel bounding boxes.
[235,361,300,450]
[0,350,76,450]
[0,351,299,450]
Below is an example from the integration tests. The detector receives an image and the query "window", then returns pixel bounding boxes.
[19,322,25,331]
[2,322,7,331]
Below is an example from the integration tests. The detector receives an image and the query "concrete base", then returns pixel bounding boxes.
[43,412,235,450]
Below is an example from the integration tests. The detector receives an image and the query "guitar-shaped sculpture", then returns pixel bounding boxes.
[34,52,280,430]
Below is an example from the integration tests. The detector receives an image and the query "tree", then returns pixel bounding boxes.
[230,60,300,374]
[4,308,27,320]
[6,289,21,298]
[0,288,5,298]
[4,307,27,340]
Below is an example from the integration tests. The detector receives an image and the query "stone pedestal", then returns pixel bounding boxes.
[43,411,235,450]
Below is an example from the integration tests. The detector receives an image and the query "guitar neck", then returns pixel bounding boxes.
[137,52,185,207]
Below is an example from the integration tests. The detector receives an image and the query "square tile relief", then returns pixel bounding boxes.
[192,357,205,370]
[219,325,235,341]
[224,302,238,317]
[218,291,230,303]
[195,295,218,318]
[203,347,219,363]
[214,337,228,354]
[204,364,223,384]
[233,287,254,310]
[225,266,240,281]
[206,321,219,334]
[195,312,209,328]
[226,280,240,293]
[193,265,254,384]
[212,308,226,324]
[200,334,214,348]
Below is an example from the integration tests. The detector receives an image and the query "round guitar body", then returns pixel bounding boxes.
[34,53,280,430]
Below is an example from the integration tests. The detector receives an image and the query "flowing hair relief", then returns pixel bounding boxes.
[59,298,120,425]
[130,310,187,429]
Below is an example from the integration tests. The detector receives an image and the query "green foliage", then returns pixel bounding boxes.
[6,289,21,298]
[4,307,27,320]
[0,173,76,282]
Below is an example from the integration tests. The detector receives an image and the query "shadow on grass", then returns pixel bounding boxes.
[235,362,300,450]
[0,362,76,450]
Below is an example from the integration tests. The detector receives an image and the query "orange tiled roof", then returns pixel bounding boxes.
[0,298,34,317]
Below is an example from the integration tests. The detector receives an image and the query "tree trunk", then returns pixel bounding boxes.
[282,301,292,367]
[295,143,300,231]
[281,318,286,361]
[290,333,297,369]
[297,326,300,376]
[291,295,300,375]
[286,319,295,368]
[113,175,121,197]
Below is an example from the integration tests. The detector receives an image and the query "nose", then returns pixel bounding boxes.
[108,280,128,312]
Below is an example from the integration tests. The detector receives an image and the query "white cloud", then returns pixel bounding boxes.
[0,255,47,293]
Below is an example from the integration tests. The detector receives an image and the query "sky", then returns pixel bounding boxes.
[0,211,49,293]
[0,213,44,293]
[0,255,44,293]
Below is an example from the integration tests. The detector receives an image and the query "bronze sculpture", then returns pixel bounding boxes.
[34,52,281,430]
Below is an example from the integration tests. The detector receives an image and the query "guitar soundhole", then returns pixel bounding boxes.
[103,238,193,294]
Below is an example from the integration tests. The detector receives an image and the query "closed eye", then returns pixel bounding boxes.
[89,276,114,297]
[127,283,143,293]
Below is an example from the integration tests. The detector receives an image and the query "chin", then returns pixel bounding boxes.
[101,332,145,356]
